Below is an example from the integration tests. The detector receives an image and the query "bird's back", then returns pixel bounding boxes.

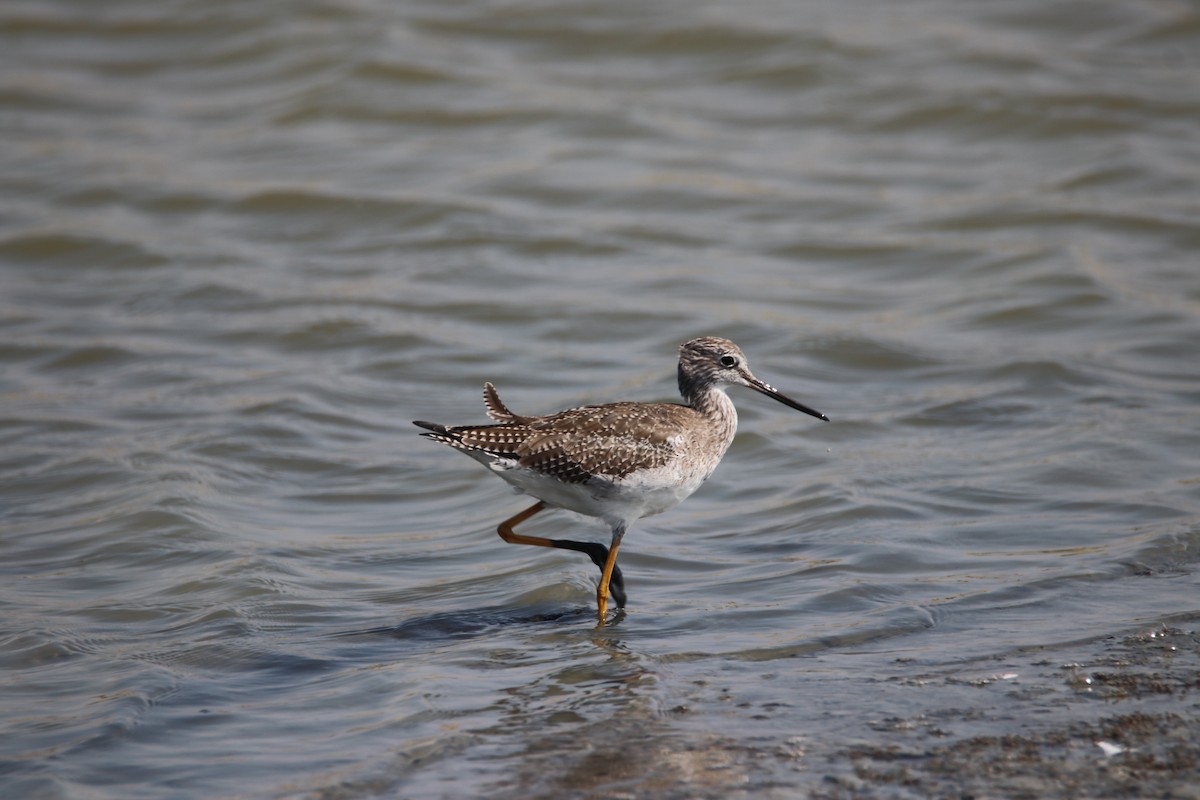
[415,382,742,523]
[416,400,712,484]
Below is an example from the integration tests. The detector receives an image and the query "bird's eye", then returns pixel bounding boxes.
[719,355,738,368]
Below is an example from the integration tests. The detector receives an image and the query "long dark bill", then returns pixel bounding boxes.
[747,376,829,422]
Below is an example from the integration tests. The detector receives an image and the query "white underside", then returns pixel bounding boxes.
[465,451,711,531]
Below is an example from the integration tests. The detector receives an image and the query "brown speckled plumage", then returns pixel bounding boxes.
[418,399,705,484]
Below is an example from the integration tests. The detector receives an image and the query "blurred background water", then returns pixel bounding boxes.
[2,0,1199,797]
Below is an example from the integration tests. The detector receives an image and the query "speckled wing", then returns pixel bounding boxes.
[516,402,695,483]
[482,382,521,422]
[414,420,532,462]
[416,402,697,484]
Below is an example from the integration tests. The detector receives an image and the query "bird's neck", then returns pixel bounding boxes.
[688,385,739,448]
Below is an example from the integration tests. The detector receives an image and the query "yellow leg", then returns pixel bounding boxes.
[595,526,626,624]
[497,501,550,546]
[498,502,629,618]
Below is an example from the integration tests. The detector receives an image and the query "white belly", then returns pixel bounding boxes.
[488,460,711,530]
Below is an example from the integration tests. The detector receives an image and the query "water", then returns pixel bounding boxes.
[3,0,1200,797]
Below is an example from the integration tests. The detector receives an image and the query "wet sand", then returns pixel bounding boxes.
[486,615,1200,799]
[818,620,1200,799]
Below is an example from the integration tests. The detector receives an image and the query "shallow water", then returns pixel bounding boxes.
[2,0,1200,797]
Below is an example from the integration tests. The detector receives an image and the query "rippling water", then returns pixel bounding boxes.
[3,0,1199,797]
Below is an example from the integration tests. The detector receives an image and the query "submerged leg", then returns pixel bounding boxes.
[496,502,628,609]
[548,539,626,609]
[595,525,626,624]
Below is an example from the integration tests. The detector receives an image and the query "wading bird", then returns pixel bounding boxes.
[414,336,828,623]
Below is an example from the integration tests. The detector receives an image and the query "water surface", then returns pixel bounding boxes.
[2,0,1199,797]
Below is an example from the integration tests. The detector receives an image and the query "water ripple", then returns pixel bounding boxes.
[2,0,1198,797]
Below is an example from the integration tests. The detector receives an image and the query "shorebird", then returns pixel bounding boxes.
[414,336,828,623]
